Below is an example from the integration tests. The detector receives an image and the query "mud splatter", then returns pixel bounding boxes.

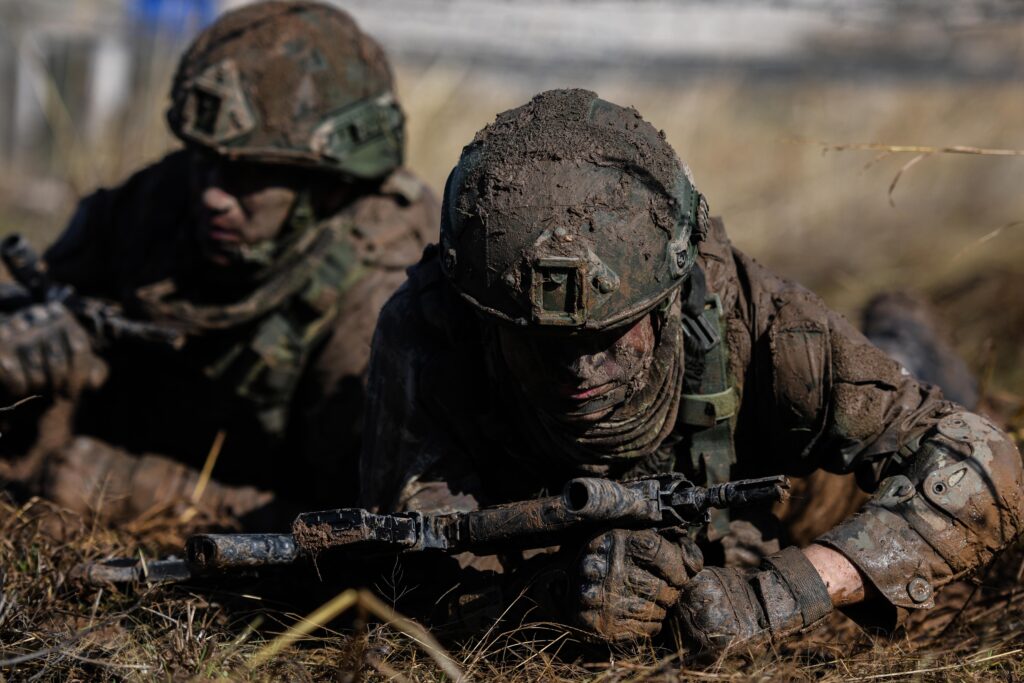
[292,518,335,556]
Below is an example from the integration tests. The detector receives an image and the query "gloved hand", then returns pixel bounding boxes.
[0,302,106,399]
[42,436,276,526]
[574,526,703,641]
[676,546,833,659]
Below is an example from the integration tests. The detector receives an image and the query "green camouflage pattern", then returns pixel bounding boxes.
[167,1,403,180]
[204,223,363,435]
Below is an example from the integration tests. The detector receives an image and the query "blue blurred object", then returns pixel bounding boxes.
[128,0,220,38]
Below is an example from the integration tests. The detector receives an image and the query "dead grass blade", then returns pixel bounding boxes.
[852,647,1023,680]
[818,142,1024,157]
[887,153,929,207]
[247,588,467,681]
[180,429,227,524]
[357,590,467,682]
[952,220,1024,262]
[796,138,1024,209]
[248,588,359,668]
[0,396,40,413]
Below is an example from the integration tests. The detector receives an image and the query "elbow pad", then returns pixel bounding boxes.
[818,411,1024,612]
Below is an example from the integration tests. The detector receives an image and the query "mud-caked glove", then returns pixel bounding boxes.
[0,302,106,399]
[574,527,704,642]
[676,546,833,659]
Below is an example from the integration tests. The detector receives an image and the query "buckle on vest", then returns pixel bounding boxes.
[680,388,738,428]
[682,294,721,352]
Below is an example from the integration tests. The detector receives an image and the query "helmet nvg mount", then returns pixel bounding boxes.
[440,89,708,332]
[167,0,403,180]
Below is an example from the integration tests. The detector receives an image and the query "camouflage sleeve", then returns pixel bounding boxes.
[43,188,118,296]
[748,264,1024,624]
[357,253,485,515]
[44,150,193,298]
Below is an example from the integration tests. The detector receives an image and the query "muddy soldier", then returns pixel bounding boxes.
[360,90,1024,655]
[0,1,435,527]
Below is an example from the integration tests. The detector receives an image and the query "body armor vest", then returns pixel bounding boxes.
[623,266,738,539]
[134,217,363,439]
[201,232,361,435]
[677,281,738,540]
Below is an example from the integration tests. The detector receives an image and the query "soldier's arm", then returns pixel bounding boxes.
[357,253,481,514]
[754,275,1024,626]
[43,150,193,298]
[41,188,117,296]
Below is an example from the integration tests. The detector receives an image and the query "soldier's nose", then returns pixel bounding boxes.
[202,186,237,214]
[565,352,607,382]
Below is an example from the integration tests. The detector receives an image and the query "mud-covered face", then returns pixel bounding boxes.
[191,152,306,268]
[497,314,658,423]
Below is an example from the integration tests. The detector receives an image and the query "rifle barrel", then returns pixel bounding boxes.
[187,533,300,571]
[705,475,791,508]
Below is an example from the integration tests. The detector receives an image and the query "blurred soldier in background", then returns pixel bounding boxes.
[359,90,1023,656]
[0,1,435,528]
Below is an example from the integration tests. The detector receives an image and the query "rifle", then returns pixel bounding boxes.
[0,233,185,349]
[73,473,790,585]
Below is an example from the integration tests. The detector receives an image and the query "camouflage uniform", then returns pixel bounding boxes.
[359,90,1024,651]
[39,152,432,518]
[0,1,436,525]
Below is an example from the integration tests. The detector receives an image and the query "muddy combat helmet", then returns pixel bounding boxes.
[440,89,709,331]
[167,0,403,180]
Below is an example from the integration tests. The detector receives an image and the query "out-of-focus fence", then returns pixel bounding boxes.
[4,0,1024,187]
[1,0,218,197]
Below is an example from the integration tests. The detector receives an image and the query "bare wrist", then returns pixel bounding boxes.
[803,543,874,606]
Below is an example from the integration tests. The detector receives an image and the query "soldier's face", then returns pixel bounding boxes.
[497,315,658,422]
[192,153,301,267]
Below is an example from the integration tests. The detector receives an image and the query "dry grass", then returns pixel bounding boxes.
[3,492,1024,681]
[3,54,1024,681]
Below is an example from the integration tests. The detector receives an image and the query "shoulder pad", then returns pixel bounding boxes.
[379,168,427,204]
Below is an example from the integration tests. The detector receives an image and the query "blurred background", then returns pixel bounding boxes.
[1,0,1023,399]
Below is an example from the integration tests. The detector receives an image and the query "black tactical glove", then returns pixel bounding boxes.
[574,527,704,641]
[0,302,106,399]
[676,546,833,659]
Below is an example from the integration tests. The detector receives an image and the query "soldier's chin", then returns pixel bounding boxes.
[200,238,243,268]
[204,251,235,268]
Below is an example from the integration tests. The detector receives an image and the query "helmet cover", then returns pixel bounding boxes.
[167,0,403,179]
[440,88,707,331]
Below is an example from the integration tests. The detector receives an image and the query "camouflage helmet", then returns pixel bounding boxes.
[167,0,403,180]
[440,89,708,331]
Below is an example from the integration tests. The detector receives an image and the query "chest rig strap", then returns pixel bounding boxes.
[680,274,738,541]
[203,222,362,436]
